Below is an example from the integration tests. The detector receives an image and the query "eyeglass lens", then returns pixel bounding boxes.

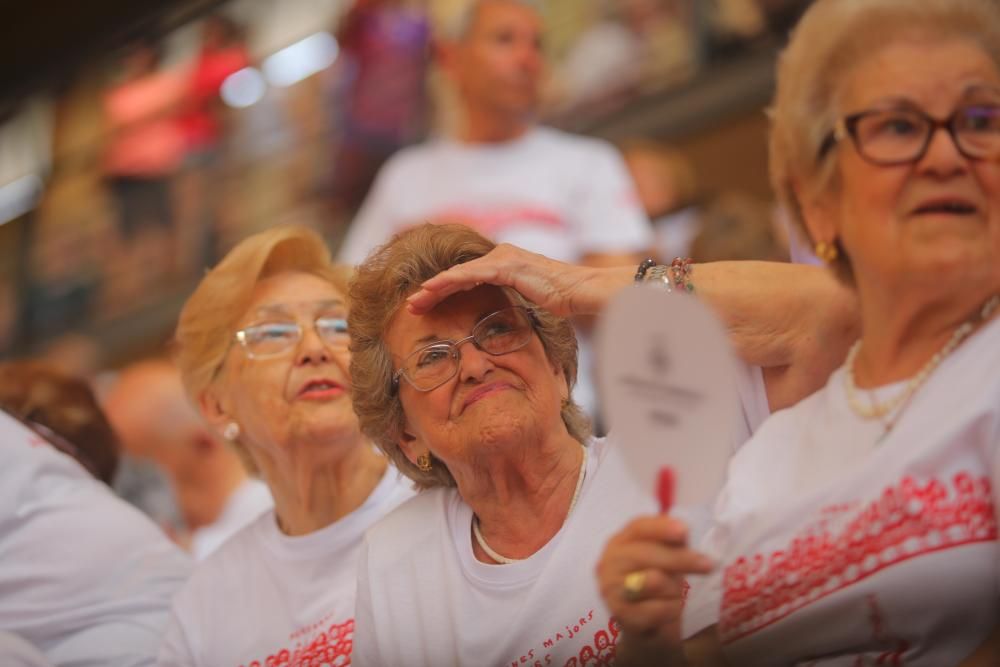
[852,106,1000,164]
[399,307,533,391]
[238,316,348,358]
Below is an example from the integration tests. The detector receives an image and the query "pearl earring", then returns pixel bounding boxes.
[223,422,240,441]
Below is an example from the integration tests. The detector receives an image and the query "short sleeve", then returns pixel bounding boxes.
[569,140,652,255]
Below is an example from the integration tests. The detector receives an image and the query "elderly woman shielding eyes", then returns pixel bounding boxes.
[159,225,413,667]
[598,1,1000,665]
[346,223,817,667]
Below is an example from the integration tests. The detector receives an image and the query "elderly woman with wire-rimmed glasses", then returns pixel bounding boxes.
[346,221,826,667]
[159,225,413,667]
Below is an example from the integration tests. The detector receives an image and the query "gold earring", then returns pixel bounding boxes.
[814,241,839,263]
[416,453,432,472]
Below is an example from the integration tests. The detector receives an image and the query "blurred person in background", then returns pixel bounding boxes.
[688,192,789,263]
[338,0,654,420]
[0,405,189,666]
[620,140,702,262]
[159,225,413,666]
[0,360,119,485]
[330,0,431,212]
[338,0,651,268]
[175,14,250,273]
[102,39,186,298]
[599,0,1000,663]
[104,359,272,560]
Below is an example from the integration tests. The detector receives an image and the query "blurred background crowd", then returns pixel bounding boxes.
[0,0,808,547]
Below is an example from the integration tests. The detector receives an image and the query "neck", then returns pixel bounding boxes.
[458,104,530,144]
[181,461,247,530]
[457,433,584,562]
[852,276,998,387]
[259,438,387,537]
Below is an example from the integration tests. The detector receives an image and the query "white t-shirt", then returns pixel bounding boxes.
[0,411,191,667]
[338,126,653,265]
[684,316,1000,665]
[158,466,414,667]
[189,478,273,560]
[352,365,767,667]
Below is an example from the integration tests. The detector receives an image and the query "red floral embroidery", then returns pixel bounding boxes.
[719,473,997,643]
[562,618,620,667]
[238,618,353,667]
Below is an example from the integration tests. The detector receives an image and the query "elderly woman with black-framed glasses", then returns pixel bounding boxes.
[159,225,413,667]
[595,0,1000,664]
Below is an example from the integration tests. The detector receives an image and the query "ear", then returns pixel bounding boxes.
[396,414,425,467]
[197,388,231,439]
[795,177,839,246]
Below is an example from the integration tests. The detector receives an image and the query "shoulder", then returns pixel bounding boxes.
[530,126,620,160]
[172,513,268,606]
[376,140,445,178]
[363,487,451,559]
[729,377,833,471]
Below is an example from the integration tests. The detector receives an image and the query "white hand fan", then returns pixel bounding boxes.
[595,286,740,511]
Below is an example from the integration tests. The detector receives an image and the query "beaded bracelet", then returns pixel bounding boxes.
[633,258,656,284]
[668,257,694,293]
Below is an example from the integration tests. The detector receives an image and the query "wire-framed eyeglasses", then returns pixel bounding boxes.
[817,104,1000,165]
[392,305,538,392]
[234,315,349,359]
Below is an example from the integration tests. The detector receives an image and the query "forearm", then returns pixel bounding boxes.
[616,633,685,667]
[616,627,727,667]
[958,624,1000,666]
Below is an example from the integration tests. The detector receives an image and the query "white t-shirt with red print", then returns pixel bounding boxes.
[337,127,652,266]
[352,362,768,667]
[157,465,414,667]
[683,316,1000,666]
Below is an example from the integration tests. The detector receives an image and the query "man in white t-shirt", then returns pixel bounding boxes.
[338,0,653,268]
[105,360,272,559]
[0,410,191,667]
[340,0,654,418]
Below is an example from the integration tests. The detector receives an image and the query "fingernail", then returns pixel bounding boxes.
[696,555,715,571]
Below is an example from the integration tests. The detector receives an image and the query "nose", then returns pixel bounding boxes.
[456,338,495,383]
[917,125,968,178]
[295,324,330,366]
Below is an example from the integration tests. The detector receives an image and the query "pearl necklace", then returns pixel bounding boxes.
[844,294,999,435]
[472,446,588,565]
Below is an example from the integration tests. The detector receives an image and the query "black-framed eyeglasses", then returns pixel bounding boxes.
[817,104,1000,165]
[392,306,538,393]
[234,315,349,359]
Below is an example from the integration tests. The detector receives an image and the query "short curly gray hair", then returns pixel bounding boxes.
[769,0,1000,280]
[348,223,590,489]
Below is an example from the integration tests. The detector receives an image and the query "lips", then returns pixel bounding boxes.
[461,382,514,411]
[911,197,978,216]
[297,378,345,400]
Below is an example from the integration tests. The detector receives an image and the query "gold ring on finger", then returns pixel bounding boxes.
[623,570,647,602]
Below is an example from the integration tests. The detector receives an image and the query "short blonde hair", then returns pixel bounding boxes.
[770,0,1000,277]
[348,224,590,490]
[174,225,350,474]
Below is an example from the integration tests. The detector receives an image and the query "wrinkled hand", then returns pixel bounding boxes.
[405,243,630,316]
[596,515,714,645]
